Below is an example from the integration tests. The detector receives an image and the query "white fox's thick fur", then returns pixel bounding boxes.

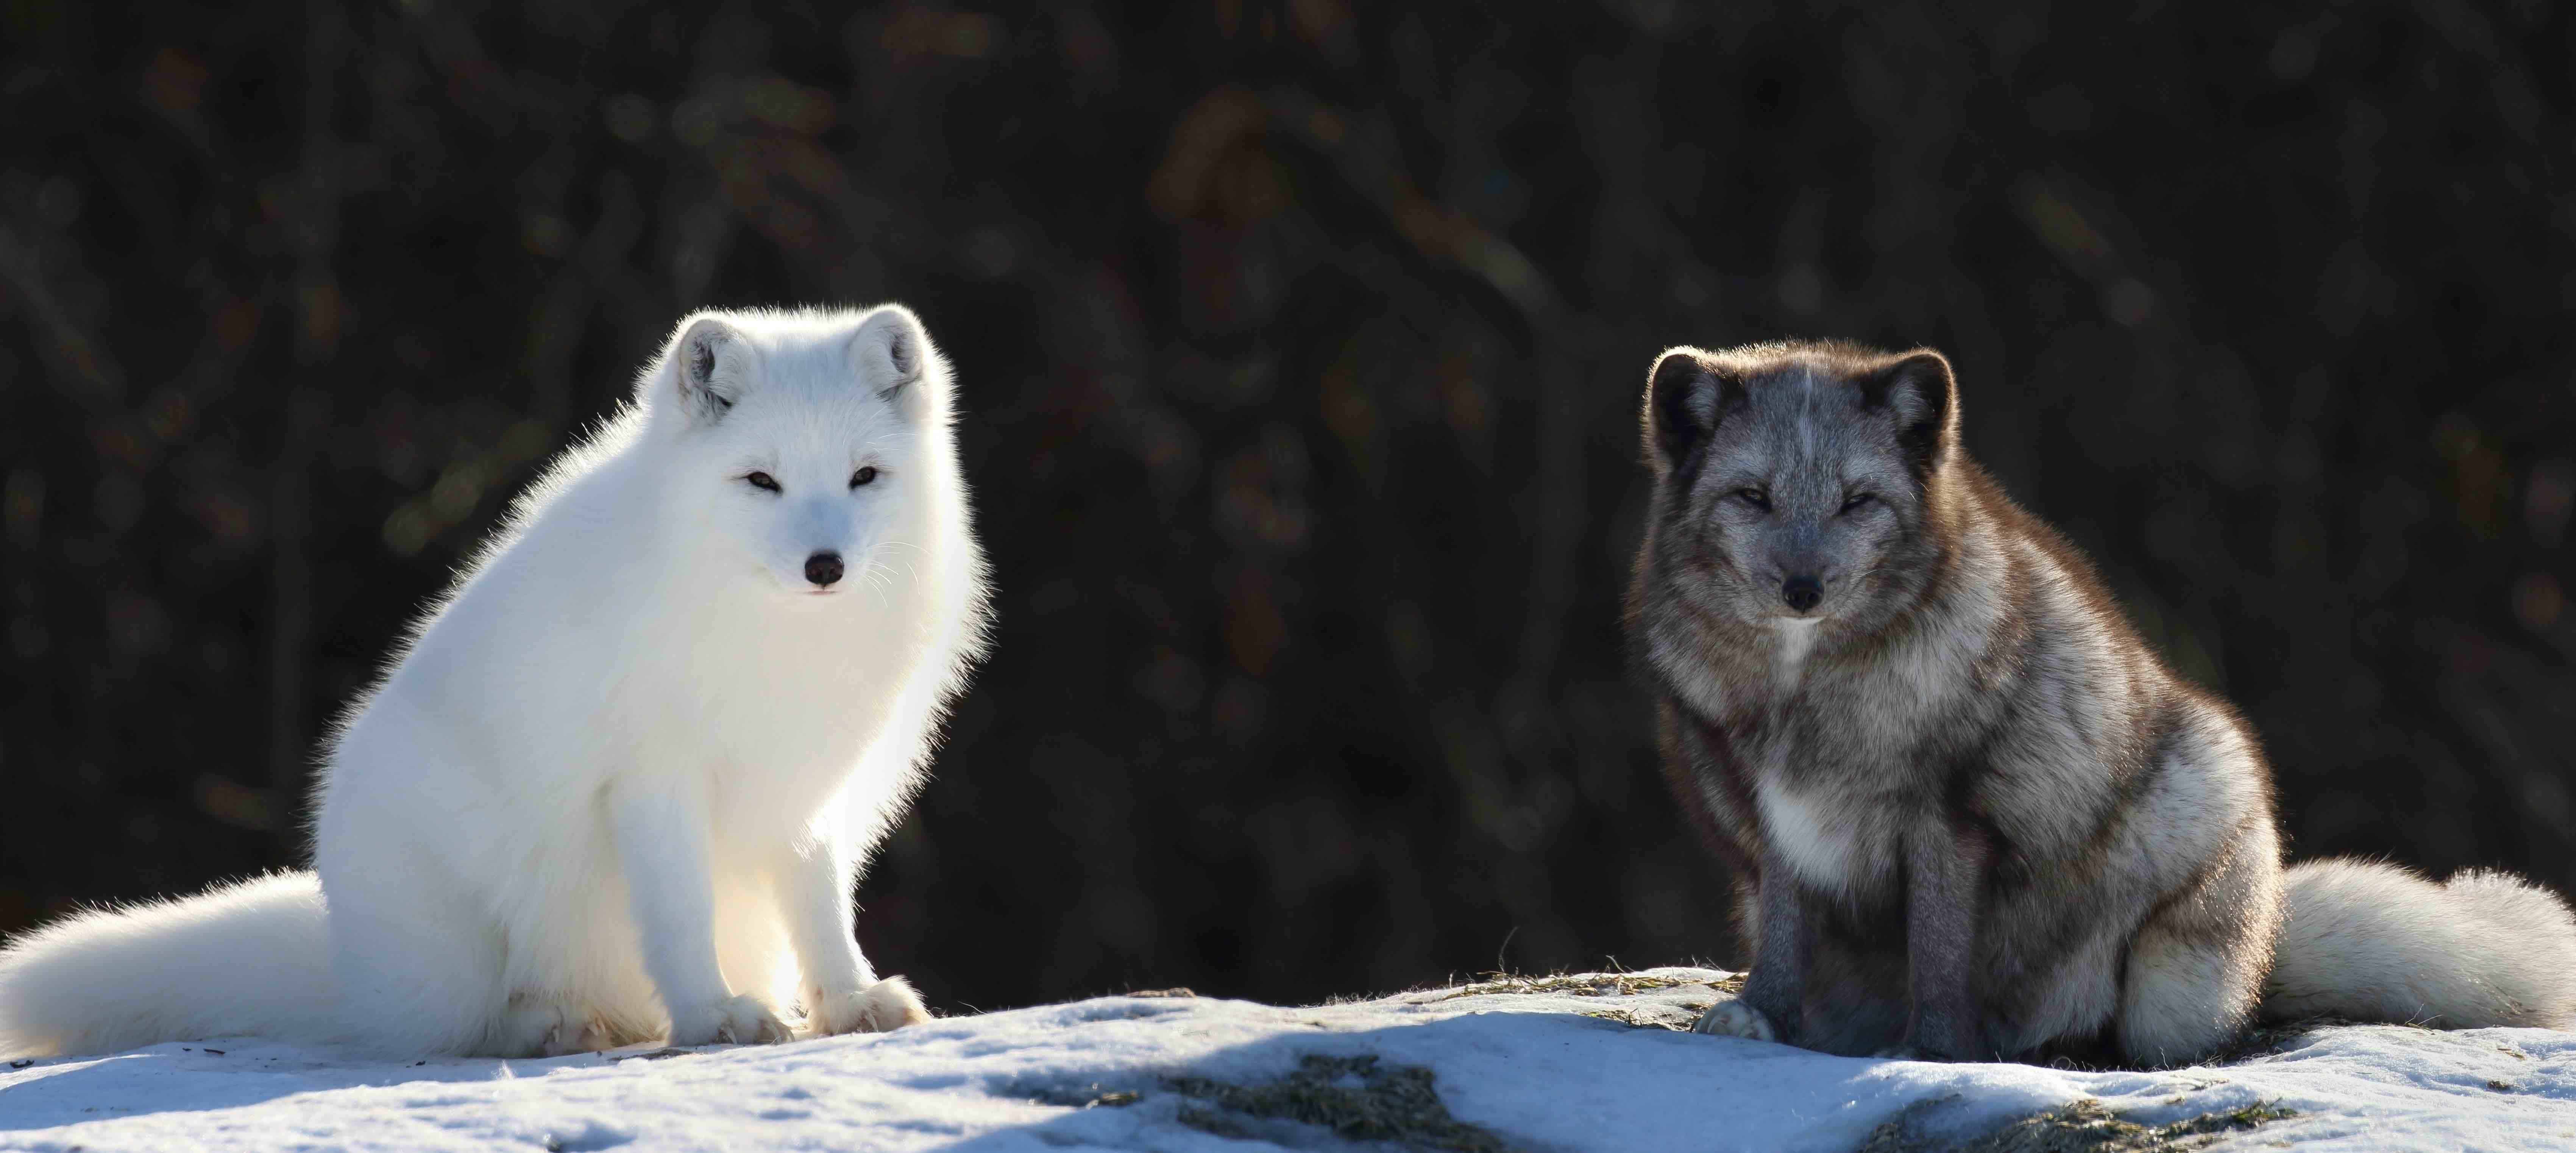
[0,305,991,1058]
[2268,859,2576,1029]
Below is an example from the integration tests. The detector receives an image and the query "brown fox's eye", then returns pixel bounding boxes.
[850,467,878,489]
[1735,488,1771,512]
[1841,493,1874,514]
[744,472,780,493]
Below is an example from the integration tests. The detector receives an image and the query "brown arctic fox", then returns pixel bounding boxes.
[1626,340,2576,1066]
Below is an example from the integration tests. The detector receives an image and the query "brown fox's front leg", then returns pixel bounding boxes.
[1889,821,1988,1060]
[1695,846,1808,1043]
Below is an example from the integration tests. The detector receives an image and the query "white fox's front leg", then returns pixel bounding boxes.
[608,779,790,1047]
[776,824,929,1035]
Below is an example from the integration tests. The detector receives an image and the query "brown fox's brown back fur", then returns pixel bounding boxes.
[1627,340,2576,1065]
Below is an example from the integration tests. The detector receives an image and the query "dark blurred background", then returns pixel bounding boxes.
[2,2,2570,1013]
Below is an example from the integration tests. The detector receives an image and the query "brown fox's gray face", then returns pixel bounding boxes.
[1640,344,1957,631]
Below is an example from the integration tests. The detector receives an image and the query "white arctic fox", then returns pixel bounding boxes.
[0,305,991,1058]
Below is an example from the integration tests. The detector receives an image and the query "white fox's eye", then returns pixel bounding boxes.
[849,466,878,489]
[744,472,781,493]
[1735,488,1772,512]
[1840,493,1874,514]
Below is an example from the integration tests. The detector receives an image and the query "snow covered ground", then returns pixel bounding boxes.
[3,968,2570,1151]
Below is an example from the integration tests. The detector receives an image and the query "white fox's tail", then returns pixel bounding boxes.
[2263,857,2576,1029]
[0,871,338,1058]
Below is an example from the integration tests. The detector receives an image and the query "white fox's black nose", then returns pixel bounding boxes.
[804,551,844,588]
[1781,576,1822,612]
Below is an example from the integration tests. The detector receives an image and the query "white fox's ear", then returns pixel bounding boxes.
[849,306,941,411]
[669,316,752,426]
[1641,347,1744,474]
[1859,349,1958,475]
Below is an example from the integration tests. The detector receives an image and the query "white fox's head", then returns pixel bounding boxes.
[640,305,952,602]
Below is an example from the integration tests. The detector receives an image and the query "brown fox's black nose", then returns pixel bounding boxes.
[1781,576,1822,612]
[805,551,843,588]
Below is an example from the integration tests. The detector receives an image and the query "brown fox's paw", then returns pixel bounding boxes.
[1877,1018,1983,1062]
[1693,1000,1778,1042]
[806,976,932,1036]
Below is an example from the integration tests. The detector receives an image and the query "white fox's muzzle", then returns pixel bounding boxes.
[803,551,844,590]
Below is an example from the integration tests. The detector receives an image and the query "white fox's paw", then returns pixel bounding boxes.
[668,994,791,1048]
[1693,1000,1778,1042]
[805,976,932,1036]
[540,1011,616,1057]
[497,994,617,1058]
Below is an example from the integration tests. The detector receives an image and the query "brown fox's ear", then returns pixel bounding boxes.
[1859,349,1957,475]
[1642,347,1745,474]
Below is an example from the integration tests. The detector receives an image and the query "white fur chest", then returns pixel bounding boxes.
[1752,773,1904,899]
[1768,619,1822,687]
[624,595,918,819]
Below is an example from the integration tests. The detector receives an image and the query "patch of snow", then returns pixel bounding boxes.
[2,968,2570,1151]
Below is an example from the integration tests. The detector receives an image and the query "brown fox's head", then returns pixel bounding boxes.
[1633,340,1963,640]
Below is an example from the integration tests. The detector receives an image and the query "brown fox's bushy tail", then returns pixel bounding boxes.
[2263,858,2576,1030]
